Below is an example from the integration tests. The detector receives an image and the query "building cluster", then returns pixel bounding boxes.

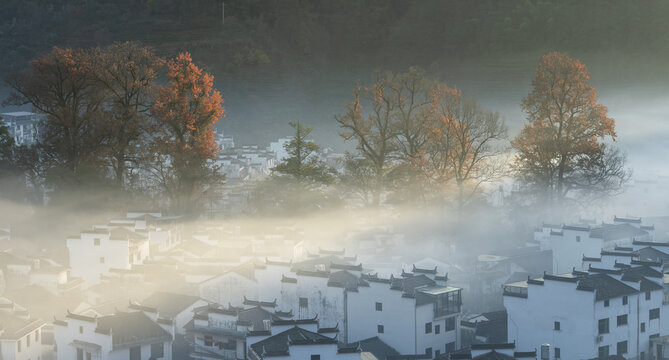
[504,216,669,360]
[2,210,550,360]
[0,111,42,146]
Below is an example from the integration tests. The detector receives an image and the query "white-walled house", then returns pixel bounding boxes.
[535,218,653,274]
[504,264,664,360]
[347,274,462,358]
[54,310,173,360]
[0,298,48,360]
[67,227,150,286]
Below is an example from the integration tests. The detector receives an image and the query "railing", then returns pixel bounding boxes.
[191,343,237,360]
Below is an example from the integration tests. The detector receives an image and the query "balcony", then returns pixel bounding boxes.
[503,284,528,299]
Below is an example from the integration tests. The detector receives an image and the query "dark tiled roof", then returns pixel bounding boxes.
[237,306,280,330]
[590,223,647,241]
[319,247,345,255]
[633,240,669,247]
[330,262,362,272]
[412,264,438,274]
[328,270,360,291]
[243,296,277,308]
[96,312,172,348]
[614,216,642,224]
[355,336,400,359]
[576,273,638,301]
[390,274,436,293]
[271,316,318,326]
[141,292,202,318]
[281,274,297,283]
[0,312,45,340]
[249,326,336,359]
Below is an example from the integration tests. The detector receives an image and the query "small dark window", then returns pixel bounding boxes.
[599,318,609,334]
[576,236,581,242]
[604,299,610,307]
[599,345,609,357]
[377,325,384,333]
[641,351,646,360]
[129,346,141,360]
[617,314,628,326]
[425,322,432,334]
[555,348,561,359]
[204,335,213,346]
[617,340,628,354]
[445,317,456,331]
[641,322,646,332]
[445,342,456,353]
[646,291,652,300]
[99,257,105,264]
[311,356,321,360]
[554,321,560,330]
[76,348,82,360]
[299,297,308,308]
[426,347,433,357]
[17,339,21,353]
[35,330,39,342]
[27,335,30,347]
[623,296,628,305]
[650,308,660,320]
[79,326,83,334]
[94,238,100,246]
[151,343,164,358]
[375,302,382,311]
[435,324,440,334]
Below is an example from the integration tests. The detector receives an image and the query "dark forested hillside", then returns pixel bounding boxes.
[2,0,669,76]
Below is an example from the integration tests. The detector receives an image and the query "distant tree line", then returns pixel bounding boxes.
[254,52,629,218]
[1,42,224,216]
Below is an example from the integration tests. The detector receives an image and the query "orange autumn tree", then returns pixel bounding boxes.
[511,52,628,208]
[418,84,506,208]
[150,52,224,216]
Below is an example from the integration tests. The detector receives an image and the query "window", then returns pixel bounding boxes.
[576,235,581,242]
[435,324,440,334]
[445,317,456,331]
[151,343,164,358]
[79,326,83,334]
[425,322,432,334]
[598,345,609,358]
[94,238,100,246]
[27,335,30,347]
[311,356,321,360]
[646,291,651,300]
[434,290,462,317]
[598,318,609,334]
[641,351,646,360]
[129,346,141,360]
[204,335,213,346]
[375,302,382,311]
[445,342,456,353]
[99,257,105,264]
[617,314,628,326]
[604,299,610,307]
[435,350,441,357]
[77,348,83,360]
[299,297,308,308]
[377,325,384,334]
[641,322,646,332]
[17,339,21,353]
[650,308,660,320]
[425,347,433,357]
[617,341,628,354]
[555,347,561,359]
[623,296,628,305]
[554,321,560,330]
[35,329,39,342]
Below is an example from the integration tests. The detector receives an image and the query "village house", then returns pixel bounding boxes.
[54,308,174,360]
[0,297,49,360]
[504,263,665,360]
